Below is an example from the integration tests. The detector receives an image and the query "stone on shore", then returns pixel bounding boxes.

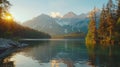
[0,38,28,49]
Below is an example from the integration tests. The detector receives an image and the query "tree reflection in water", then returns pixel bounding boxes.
[0,40,120,67]
[0,57,15,67]
[86,44,120,67]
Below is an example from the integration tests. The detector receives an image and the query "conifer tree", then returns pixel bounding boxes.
[0,0,11,37]
[98,6,108,40]
[116,0,120,19]
[0,0,11,19]
[115,0,120,41]
[106,9,115,40]
[102,0,115,41]
[86,8,97,44]
[98,0,116,43]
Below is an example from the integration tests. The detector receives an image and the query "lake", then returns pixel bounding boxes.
[0,39,120,67]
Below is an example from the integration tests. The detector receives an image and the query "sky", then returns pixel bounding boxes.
[9,0,109,23]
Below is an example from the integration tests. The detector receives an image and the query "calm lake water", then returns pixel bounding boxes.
[0,39,120,67]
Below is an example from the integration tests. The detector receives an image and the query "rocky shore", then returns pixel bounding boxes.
[0,38,28,49]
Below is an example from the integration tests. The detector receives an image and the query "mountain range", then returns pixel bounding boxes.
[23,9,101,36]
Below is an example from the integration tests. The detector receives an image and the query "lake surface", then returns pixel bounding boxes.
[0,39,120,67]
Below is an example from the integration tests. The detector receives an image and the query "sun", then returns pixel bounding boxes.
[3,13,13,21]
[6,16,12,20]
[4,15,13,21]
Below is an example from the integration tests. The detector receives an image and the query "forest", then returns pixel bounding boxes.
[0,0,51,39]
[86,0,120,44]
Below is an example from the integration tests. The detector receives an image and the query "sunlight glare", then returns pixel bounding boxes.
[5,15,13,20]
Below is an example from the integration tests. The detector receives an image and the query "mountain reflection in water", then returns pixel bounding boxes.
[0,39,120,67]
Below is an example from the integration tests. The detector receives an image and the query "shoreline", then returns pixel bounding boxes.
[0,38,28,50]
[0,38,28,59]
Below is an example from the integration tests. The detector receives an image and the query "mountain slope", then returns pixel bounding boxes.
[63,12,77,18]
[23,10,101,36]
[0,20,51,39]
[23,14,64,35]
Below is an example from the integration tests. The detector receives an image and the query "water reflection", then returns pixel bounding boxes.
[0,57,15,67]
[0,39,120,67]
[12,40,89,67]
[86,44,120,67]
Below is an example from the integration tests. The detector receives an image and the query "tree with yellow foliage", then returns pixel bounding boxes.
[86,8,97,44]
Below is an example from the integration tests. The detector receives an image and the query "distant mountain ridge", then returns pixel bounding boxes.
[23,10,101,36]
[63,12,78,18]
[23,14,64,35]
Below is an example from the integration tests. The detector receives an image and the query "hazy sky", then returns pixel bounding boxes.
[10,0,108,23]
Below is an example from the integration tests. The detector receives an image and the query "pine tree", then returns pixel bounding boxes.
[115,0,120,41]
[116,0,120,26]
[116,0,120,19]
[0,0,11,19]
[98,0,116,43]
[98,0,115,42]
[106,9,115,40]
[86,8,97,44]
[105,0,116,41]
[0,0,11,37]
[98,6,108,40]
